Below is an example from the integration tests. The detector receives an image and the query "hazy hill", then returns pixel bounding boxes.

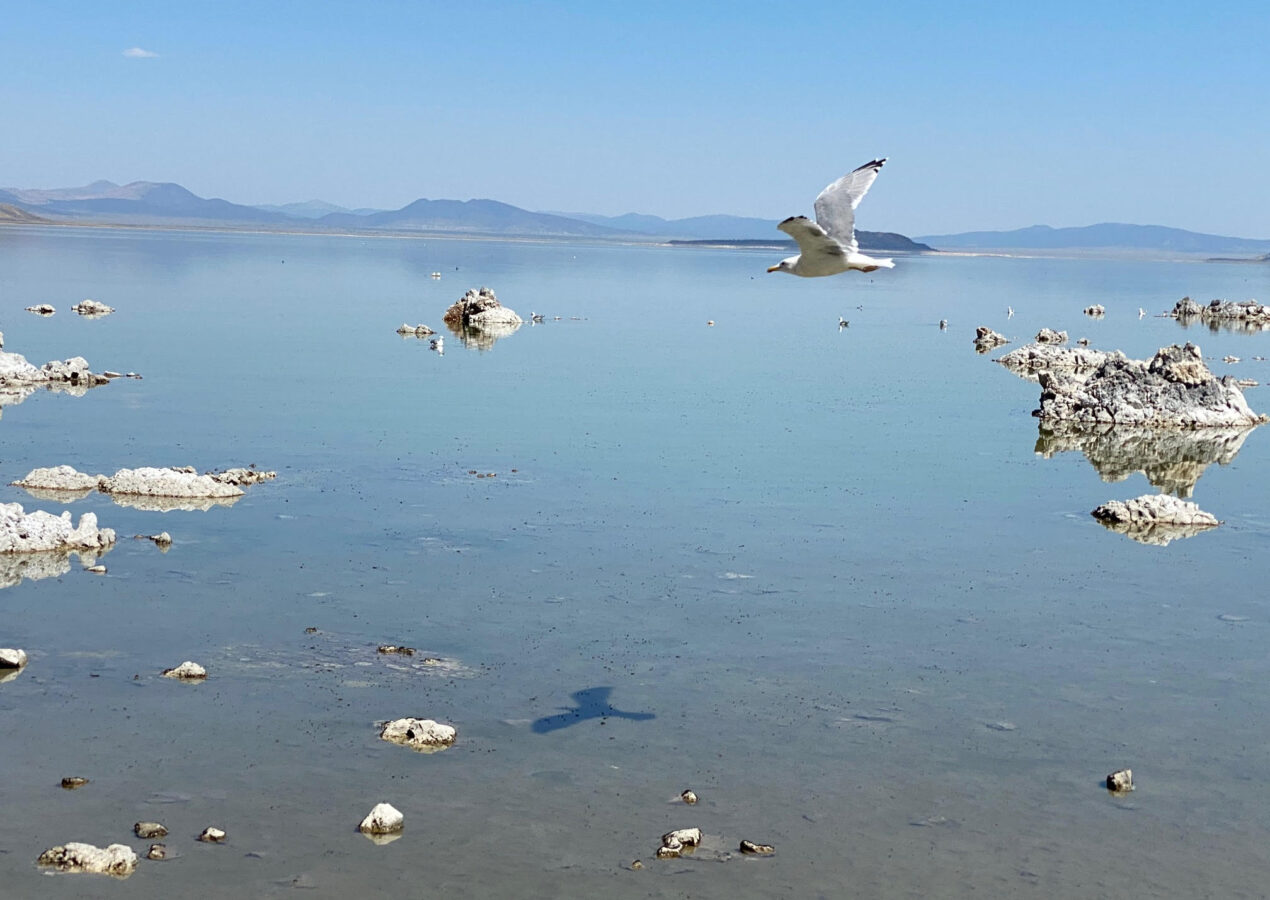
[3,180,289,224]
[918,222,1270,255]
[316,198,626,237]
[0,203,52,224]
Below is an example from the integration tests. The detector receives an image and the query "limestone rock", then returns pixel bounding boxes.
[443,287,522,349]
[26,304,55,316]
[396,323,435,336]
[1035,328,1068,344]
[359,802,404,834]
[198,826,226,843]
[146,844,166,860]
[12,465,103,493]
[60,776,89,789]
[657,827,702,858]
[997,343,1125,382]
[1106,769,1134,792]
[1171,297,1270,333]
[379,717,456,751]
[0,503,115,555]
[680,789,698,805]
[739,839,775,855]
[162,660,207,680]
[72,299,115,316]
[36,842,137,877]
[973,327,1009,353]
[1084,304,1106,317]
[207,467,276,487]
[0,351,108,395]
[0,648,28,668]
[101,467,245,500]
[1092,495,1220,545]
[134,822,168,839]
[1036,343,1267,427]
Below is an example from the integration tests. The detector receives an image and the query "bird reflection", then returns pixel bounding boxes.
[531,686,655,734]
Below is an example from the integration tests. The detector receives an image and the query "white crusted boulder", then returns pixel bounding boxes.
[997,343,1125,381]
[0,503,115,554]
[973,326,1009,353]
[72,300,115,316]
[207,467,276,487]
[0,648,28,668]
[1092,495,1220,545]
[1037,344,1267,427]
[359,802,405,834]
[36,842,138,877]
[1035,328,1068,344]
[101,467,244,500]
[379,717,456,751]
[11,465,103,493]
[162,660,207,680]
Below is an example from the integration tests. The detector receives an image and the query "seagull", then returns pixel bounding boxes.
[1007,306,1015,318]
[768,159,895,277]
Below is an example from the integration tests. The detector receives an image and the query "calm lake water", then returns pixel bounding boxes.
[2,226,1269,898]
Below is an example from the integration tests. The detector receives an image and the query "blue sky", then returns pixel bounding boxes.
[2,0,1268,236]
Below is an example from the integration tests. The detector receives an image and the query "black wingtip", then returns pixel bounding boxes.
[779,215,810,226]
[855,158,887,172]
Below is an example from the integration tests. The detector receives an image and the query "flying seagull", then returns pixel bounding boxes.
[768,159,895,277]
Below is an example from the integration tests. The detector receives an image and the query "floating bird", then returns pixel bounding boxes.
[768,159,895,277]
[1007,306,1014,318]
[839,316,849,328]
[939,319,948,330]
[1139,308,1147,319]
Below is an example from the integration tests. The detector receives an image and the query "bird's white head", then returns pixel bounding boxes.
[767,257,796,274]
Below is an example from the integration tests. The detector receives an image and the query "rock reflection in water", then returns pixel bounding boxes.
[1093,516,1218,547]
[1035,422,1257,498]
[444,319,522,352]
[108,494,242,513]
[0,548,111,589]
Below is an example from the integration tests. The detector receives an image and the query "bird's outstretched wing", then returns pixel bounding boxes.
[813,158,886,253]
[778,215,846,259]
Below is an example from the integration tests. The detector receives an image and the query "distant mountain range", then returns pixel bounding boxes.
[0,179,927,249]
[3,181,1267,257]
[917,222,1270,255]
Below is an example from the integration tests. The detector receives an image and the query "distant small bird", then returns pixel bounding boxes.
[939,319,948,330]
[768,159,895,277]
[1139,308,1147,318]
[531,313,545,323]
[839,316,849,328]
[1007,306,1014,318]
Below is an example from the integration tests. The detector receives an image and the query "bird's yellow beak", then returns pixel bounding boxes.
[766,264,780,273]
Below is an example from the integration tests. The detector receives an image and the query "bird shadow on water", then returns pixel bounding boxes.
[531,687,655,734]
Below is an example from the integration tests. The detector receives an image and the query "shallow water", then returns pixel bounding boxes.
[2,226,1270,897]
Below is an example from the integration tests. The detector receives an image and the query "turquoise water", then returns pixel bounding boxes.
[2,226,1270,897]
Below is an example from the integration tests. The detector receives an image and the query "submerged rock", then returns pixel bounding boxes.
[397,323,435,337]
[657,827,702,858]
[1092,495,1220,545]
[1106,769,1134,792]
[1034,423,1253,498]
[37,842,137,877]
[1171,297,1270,333]
[973,327,1009,353]
[72,299,115,316]
[162,660,207,680]
[207,467,277,487]
[1035,343,1267,427]
[359,802,405,835]
[26,304,55,316]
[1084,304,1106,317]
[60,776,89,789]
[134,822,168,839]
[379,717,456,751]
[198,826,226,843]
[146,844,167,860]
[0,503,115,555]
[739,839,775,855]
[1035,328,1068,344]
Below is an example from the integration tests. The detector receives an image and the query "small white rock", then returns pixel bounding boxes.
[197,826,226,843]
[379,717,456,750]
[162,661,207,680]
[0,648,28,669]
[37,842,137,876]
[359,802,404,835]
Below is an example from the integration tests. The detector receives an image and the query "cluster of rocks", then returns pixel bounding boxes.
[1091,495,1220,546]
[1035,327,1068,344]
[1083,304,1106,317]
[12,464,275,511]
[1035,343,1266,428]
[0,351,110,393]
[1171,296,1270,333]
[25,304,55,316]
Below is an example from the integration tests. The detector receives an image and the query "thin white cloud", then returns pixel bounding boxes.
[122,47,159,59]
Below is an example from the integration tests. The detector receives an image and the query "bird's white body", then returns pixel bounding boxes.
[768,158,894,278]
